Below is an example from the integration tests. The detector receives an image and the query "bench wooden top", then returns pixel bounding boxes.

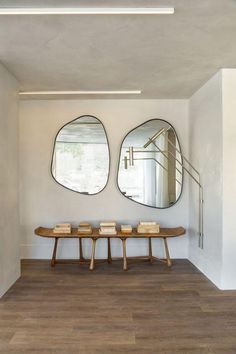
[35,226,186,239]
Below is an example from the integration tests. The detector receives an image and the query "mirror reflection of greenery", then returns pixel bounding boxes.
[56,142,84,158]
[52,116,109,195]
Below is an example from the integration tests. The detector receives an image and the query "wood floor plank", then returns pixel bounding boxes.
[1,260,236,354]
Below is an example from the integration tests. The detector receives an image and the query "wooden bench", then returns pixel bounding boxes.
[35,227,185,271]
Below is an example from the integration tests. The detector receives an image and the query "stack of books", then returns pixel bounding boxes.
[78,222,92,235]
[121,225,133,234]
[99,222,117,235]
[53,223,71,234]
[137,221,160,234]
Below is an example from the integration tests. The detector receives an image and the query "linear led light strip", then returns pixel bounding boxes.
[19,90,142,95]
[0,7,175,15]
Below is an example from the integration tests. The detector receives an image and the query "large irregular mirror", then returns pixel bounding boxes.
[117,119,183,208]
[51,115,110,195]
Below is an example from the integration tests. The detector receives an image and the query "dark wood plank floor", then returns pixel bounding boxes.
[1,260,236,354]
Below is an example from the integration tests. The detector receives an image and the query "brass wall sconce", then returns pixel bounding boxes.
[123,126,204,248]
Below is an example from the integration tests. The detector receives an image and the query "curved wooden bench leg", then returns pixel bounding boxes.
[51,238,58,267]
[121,238,128,271]
[163,238,172,267]
[149,237,153,263]
[107,238,112,264]
[89,238,97,271]
[79,238,84,262]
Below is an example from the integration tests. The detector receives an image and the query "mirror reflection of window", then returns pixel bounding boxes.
[51,116,109,195]
[117,119,183,208]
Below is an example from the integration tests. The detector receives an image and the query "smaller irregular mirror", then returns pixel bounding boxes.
[117,119,183,208]
[51,115,110,195]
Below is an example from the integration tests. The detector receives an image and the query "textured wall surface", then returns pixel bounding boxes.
[0,63,20,297]
[189,71,223,288]
[222,69,236,289]
[19,99,189,260]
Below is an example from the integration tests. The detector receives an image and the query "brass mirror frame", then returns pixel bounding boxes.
[117,118,184,209]
[51,115,110,195]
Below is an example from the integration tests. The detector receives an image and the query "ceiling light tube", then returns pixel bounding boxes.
[19,90,142,95]
[0,7,175,15]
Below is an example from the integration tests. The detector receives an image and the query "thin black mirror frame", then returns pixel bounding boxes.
[116,118,184,209]
[50,114,111,195]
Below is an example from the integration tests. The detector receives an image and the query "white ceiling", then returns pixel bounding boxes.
[0,0,236,99]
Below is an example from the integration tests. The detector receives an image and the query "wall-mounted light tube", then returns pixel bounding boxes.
[123,157,182,186]
[165,132,200,177]
[143,128,165,148]
[162,131,203,248]
[124,156,128,170]
[19,90,142,96]
[144,129,204,249]
[0,7,175,15]
[126,149,169,154]
[129,147,134,166]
